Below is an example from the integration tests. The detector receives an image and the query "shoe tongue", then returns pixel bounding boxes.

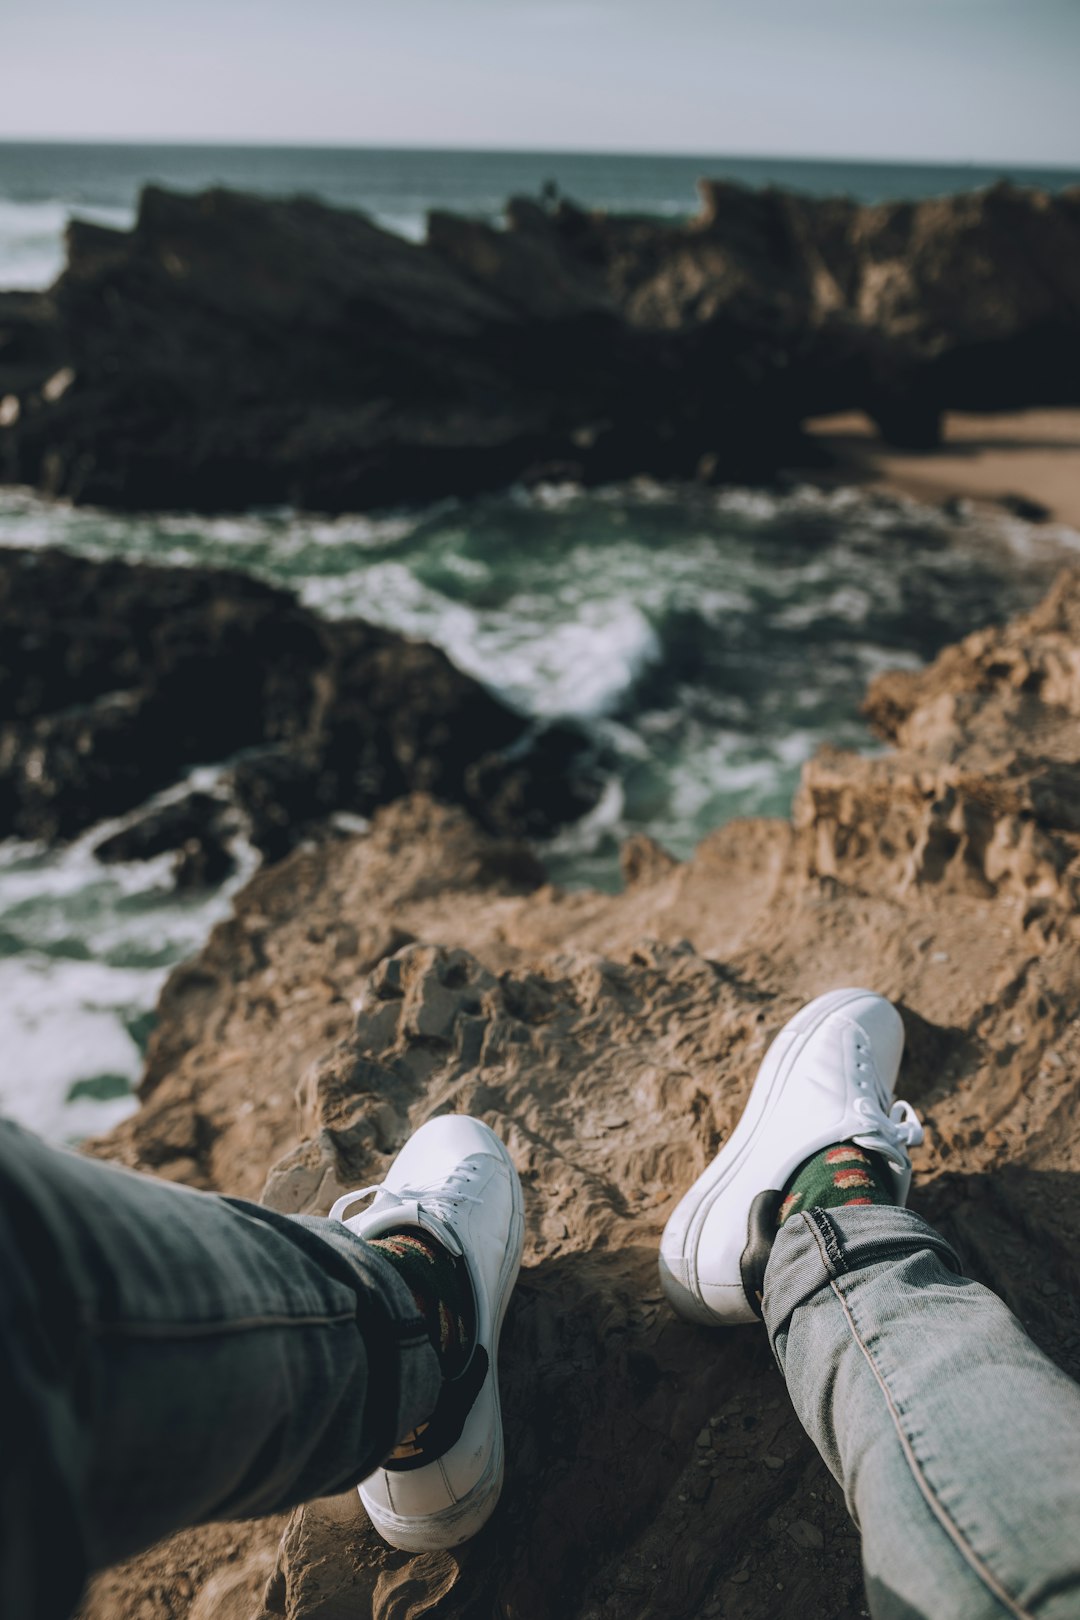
[413,1205,464,1258]
[350,1194,464,1257]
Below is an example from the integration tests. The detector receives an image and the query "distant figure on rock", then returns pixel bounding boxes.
[3,988,1080,1617]
[540,177,559,208]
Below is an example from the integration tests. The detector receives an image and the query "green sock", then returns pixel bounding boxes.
[777,1142,897,1227]
[367,1228,475,1378]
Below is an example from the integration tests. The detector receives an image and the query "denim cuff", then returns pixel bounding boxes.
[295,1217,442,1456]
[762,1204,963,1348]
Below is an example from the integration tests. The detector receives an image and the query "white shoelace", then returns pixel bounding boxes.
[329,1168,484,1229]
[852,1093,925,1169]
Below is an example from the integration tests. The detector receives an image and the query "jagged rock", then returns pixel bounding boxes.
[93,791,238,889]
[620,832,678,887]
[0,547,600,850]
[4,181,1080,510]
[0,290,61,423]
[78,573,1080,1620]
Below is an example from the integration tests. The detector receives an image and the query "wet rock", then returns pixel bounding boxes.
[0,547,600,851]
[94,791,237,890]
[0,290,61,403]
[998,491,1053,523]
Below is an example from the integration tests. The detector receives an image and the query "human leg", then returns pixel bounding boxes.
[0,1111,519,1619]
[659,989,1080,1619]
[766,1203,1080,1619]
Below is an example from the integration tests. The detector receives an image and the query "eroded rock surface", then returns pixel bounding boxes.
[79,572,1080,1620]
[0,547,598,857]
[3,180,1080,510]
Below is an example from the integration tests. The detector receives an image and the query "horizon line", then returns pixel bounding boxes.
[1,134,1079,175]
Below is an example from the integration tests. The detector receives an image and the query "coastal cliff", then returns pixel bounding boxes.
[3,179,1080,511]
[78,569,1080,1620]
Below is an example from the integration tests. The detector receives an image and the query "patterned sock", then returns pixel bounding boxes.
[777,1142,897,1227]
[367,1228,475,1379]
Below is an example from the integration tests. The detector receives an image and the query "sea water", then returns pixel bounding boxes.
[2,479,1077,1140]
[2,142,1080,1139]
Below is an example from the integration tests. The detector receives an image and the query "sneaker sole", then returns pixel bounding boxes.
[361,1123,525,1551]
[660,987,882,1322]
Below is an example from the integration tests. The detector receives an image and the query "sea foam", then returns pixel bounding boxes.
[1,480,1076,1139]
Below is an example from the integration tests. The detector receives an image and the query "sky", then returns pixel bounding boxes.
[2,0,1078,165]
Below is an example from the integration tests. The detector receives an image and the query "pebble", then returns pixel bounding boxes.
[763,1454,785,1470]
[697,1427,712,1447]
[787,1519,825,1550]
[730,1570,750,1585]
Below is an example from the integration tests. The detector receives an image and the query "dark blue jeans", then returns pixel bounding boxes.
[0,1120,440,1620]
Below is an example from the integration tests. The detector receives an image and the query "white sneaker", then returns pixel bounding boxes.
[659,988,923,1327]
[330,1115,524,1551]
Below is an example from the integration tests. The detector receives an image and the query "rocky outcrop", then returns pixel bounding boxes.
[3,180,1080,511]
[78,570,1080,1620]
[0,548,598,861]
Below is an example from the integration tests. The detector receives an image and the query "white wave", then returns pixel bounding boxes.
[772,583,876,630]
[542,771,626,860]
[0,198,134,289]
[0,771,259,1141]
[302,557,662,720]
[0,953,147,1142]
[2,474,1078,1141]
[371,210,428,243]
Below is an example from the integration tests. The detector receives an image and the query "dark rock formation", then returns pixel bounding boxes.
[998,490,1052,523]
[93,791,239,889]
[3,180,1079,511]
[0,547,599,857]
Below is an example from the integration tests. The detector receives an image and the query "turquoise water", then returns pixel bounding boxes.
[1,478,1077,1139]
[3,139,1080,287]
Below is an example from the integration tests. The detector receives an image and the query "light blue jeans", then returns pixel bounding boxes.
[766,1205,1080,1619]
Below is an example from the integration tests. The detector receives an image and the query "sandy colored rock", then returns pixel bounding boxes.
[78,570,1080,1620]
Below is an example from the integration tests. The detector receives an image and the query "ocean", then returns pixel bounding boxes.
[2,142,1079,1142]
[2,141,1080,289]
